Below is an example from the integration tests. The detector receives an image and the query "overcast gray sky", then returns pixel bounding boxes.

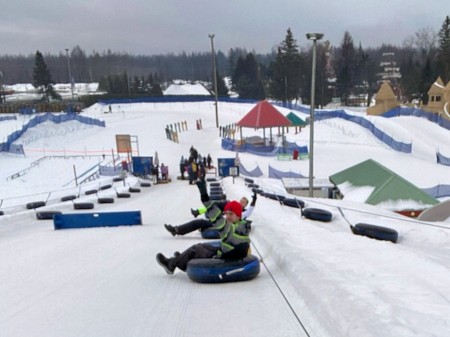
[0,0,447,56]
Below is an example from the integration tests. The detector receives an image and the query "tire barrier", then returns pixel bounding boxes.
[302,208,333,222]
[140,182,151,187]
[117,192,131,198]
[73,202,95,210]
[187,255,260,283]
[84,189,98,196]
[36,211,62,220]
[98,197,115,204]
[61,195,77,202]
[253,188,264,195]
[209,182,221,187]
[53,211,142,230]
[265,193,284,202]
[99,184,112,190]
[282,198,305,209]
[201,228,220,239]
[129,187,141,193]
[350,223,398,243]
[26,201,46,210]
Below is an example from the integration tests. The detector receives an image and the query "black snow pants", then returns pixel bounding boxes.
[176,219,213,235]
[172,243,217,271]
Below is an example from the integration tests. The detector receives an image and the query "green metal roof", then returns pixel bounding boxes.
[329,159,439,207]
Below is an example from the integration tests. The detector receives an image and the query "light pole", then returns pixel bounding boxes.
[306,33,324,197]
[208,34,219,128]
[65,48,74,101]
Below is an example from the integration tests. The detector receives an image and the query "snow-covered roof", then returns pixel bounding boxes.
[163,82,211,96]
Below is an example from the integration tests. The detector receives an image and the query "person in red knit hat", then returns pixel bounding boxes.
[156,200,251,275]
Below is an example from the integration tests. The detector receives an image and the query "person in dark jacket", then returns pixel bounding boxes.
[206,154,212,169]
[156,200,250,274]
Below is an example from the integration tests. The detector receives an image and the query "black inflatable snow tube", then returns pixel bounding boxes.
[253,188,264,195]
[210,194,225,201]
[26,201,46,210]
[209,182,221,187]
[282,198,305,208]
[350,223,398,243]
[73,202,95,210]
[247,183,259,189]
[244,178,254,184]
[36,211,62,220]
[61,195,77,202]
[98,197,115,204]
[116,192,131,198]
[187,255,260,283]
[302,208,332,222]
[129,187,141,193]
[265,193,285,202]
[84,189,98,196]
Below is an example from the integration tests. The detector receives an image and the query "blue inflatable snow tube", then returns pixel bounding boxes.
[201,228,220,239]
[186,255,260,283]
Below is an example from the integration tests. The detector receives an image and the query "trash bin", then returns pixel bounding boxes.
[121,160,129,171]
[293,150,299,160]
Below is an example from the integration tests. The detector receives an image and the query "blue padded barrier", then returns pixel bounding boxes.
[53,211,142,230]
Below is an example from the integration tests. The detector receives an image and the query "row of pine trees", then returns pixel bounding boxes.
[5,16,450,106]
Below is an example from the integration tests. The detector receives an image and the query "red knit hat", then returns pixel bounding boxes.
[224,200,242,218]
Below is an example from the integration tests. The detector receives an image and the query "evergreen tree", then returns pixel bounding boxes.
[33,50,59,102]
[269,28,303,102]
[215,71,229,97]
[231,53,265,99]
[149,82,163,96]
[419,56,434,105]
[336,31,356,105]
[399,53,421,102]
[131,75,141,94]
[98,75,110,92]
[437,16,450,82]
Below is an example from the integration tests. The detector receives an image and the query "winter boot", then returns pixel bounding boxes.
[191,208,200,218]
[164,224,178,236]
[156,253,175,274]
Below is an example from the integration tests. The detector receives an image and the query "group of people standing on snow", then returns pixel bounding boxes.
[179,145,212,185]
[156,167,258,275]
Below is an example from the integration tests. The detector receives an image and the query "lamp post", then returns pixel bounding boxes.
[65,48,74,101]
[208,34,219,128]
[306,33,324,197]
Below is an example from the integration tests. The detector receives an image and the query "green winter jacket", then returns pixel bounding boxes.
[217,220,250,259]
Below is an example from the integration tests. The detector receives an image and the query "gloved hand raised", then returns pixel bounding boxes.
[251,192,257,206]
[191,208,200,218]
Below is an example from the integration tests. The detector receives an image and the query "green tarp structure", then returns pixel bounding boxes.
[286,112,307,126]
[329,159,439,207]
